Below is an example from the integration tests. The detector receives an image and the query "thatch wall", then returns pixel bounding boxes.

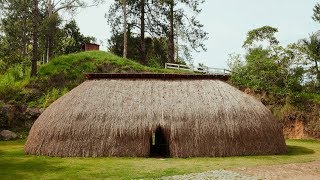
[25,78,287,157]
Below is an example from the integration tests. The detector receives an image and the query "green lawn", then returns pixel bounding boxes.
[0,139,319,179]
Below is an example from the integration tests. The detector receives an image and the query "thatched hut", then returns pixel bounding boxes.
[25,74,287,157]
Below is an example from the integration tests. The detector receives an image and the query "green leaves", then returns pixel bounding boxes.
[107,0,208,63]
[313,3,320,23]
[230,26,307,100]
[243,26,279,49]
[300,32,320,85]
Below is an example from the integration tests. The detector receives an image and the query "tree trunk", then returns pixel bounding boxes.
[21,19,27,58]
[46,0,53,63]
[169,0,174,63]
[31,0,38,77]
[122,0,128,58]
[176,31,179,61]
[22,9,28,58]
[48,0,53,14]
[48,37,53,60]
[140,0,146,65]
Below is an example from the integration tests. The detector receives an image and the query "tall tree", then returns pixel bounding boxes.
[43,0,103,62]
[31,0,39,77]
[108,33,169,67]
[0,0,33,64]
[243,26,279,49]
[108,0,148,62]
[41,12,62,63]
[122,0,128,58]
[107,0,207,64]
[165,0,208,63]
[140,0,146,64]
[168,0,174,63]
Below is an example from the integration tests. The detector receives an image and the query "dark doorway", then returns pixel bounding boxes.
[149,127,170,157]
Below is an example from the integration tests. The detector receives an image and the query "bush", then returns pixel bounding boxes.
[38,87,69,108]
[0,64,30,102]
[0,60,7,74]
[289,93,320,107]
[147,58,162,69]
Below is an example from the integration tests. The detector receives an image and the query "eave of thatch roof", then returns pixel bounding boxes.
[85,73,230,81]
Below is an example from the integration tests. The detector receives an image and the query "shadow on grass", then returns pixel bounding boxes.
[286,145,315,155]
[0,158,66,179]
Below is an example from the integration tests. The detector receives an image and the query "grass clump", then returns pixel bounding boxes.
[36,88,69,108]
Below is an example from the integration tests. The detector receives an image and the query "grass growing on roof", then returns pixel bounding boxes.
[38,51,184,78]
[0,51,189,108]
[0,140,320,179]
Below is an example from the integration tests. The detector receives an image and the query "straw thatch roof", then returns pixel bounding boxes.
[25,74,286,157]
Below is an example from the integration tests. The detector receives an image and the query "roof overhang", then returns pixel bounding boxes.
[85,73,230,81]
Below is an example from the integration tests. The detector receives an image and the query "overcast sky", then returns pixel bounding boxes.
[74,0,319,68]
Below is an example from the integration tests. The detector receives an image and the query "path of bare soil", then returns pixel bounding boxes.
[233,161,320,180]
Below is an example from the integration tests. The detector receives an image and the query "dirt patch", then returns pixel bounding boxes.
[233,161,320,180]
[283,119,305,139]
[283,118,320,139]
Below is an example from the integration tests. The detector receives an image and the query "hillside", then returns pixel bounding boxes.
[0,51,185,132]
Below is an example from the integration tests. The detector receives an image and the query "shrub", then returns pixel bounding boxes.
[0,60,7,74]
[0,64,30,102]
[38,87,69,108]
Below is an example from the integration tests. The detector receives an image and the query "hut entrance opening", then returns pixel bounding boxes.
[149,127,170,157]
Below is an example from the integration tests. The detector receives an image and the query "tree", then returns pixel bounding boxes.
[107,0,207,64]
[229,26,305,99]
[108,0,142,60]
[243,26,279,48]
[31,0,39,77]
[0,0,100,76]
[300,32,320,84]
[61,20,96,54]
[168,0,174,63]
[108,32,169,67]
[140,0,146,64]
[0,0,43,76]
[170,0,208,61]
[41,12,63,63]
[122,0,128,58]
[0,0,101,77]
[43,0,103,62]
[151,0,208,63]
[313,3,320,23]
[0,0,34,64]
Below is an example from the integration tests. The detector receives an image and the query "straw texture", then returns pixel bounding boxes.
[25,79,287,157]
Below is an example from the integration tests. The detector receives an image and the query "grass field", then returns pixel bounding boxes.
[0,139,319,179]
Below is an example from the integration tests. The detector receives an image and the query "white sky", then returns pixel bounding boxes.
[74,0,320,68]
